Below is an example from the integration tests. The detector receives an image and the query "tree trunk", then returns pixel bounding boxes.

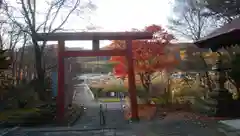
[35,50,46,100]
[17,42,26,84]
[166,74,172,104]
[139,73,150,103]
[199,54,213,92]
[11,50,17,80]
[32,39,46,101]
[236,82,240,97]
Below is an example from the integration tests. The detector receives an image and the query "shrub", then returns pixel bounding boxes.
[150,97,167,105]
[102,85,128,92]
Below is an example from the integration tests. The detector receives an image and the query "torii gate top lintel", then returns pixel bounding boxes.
[36,32,153,41]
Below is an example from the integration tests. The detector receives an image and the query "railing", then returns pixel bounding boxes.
[99,104,106,127]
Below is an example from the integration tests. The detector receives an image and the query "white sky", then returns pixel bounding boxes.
[93,0,172,31]
[6,0,176,49]
[49,0,174,49]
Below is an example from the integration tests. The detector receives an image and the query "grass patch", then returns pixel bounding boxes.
[0,108,40,121]
[0,107,58,127]
[99,97,167,104]
[98,98,124,102]
[150,97,167,104]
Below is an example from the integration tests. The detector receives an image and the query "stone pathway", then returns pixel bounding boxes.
[217,119,240,136]
[72,105,126,128]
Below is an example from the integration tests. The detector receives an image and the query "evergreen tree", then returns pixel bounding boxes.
[0,49,11,69]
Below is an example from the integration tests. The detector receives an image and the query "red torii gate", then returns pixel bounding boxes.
[36,32,153,121]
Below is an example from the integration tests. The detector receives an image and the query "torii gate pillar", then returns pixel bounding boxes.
[57,40,65,121]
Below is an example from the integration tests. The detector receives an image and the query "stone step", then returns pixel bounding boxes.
[217,120,240,136]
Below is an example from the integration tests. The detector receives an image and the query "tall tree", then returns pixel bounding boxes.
[0,12,28,79]
[200,0,240,22]
[168,0,224,94]
[1,0,96,100]
[168,0,220,41]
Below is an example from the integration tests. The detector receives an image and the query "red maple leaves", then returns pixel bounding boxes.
[109,25,178,78]
[145,24,162,33]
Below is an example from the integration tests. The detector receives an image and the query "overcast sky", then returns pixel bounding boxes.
[7,0,176,49]
[93,0,172,30]
[74,0,174,49]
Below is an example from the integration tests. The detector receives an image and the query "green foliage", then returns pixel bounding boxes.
[150,97,168,105]
[0,105,56,126]
[90,87,102,98]
[0,72,14,92]
[90,87,102,93]
[102,85,144,93]
[229,54,240,83]
[0,49,13,94]
[91,85,148,99]
[83,61,118,73]
[175,87,205,97]
[98,98,121,102]
[102,85,128,92]
[2,81,41,109]
[0,49,11,69]
[136,87,149,98]
[0,108,40,121]
[191,96,217,116]
[232,92,239,100]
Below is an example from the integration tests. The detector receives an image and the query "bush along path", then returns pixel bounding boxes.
[0,91,84,128]
[0,106,56,128]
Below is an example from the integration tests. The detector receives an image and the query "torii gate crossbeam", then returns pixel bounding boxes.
[36,32,153,122]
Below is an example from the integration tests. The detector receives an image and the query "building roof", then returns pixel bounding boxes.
[195,18,240,51]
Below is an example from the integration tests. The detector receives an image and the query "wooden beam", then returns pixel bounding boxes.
[57,40,65,122]
[36,32,153,41]
[92,40,100,51]
[126,40,139,121]
[92,40,100,68]
[62,49,127,57]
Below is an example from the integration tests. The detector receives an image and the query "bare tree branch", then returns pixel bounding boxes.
[36,1,61,31]
[2,0,96,100]
[47,1,65,32]
[50,0,80,33]
[168,0,218,41]
[19,0,33,31]
[39,0,81,54]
